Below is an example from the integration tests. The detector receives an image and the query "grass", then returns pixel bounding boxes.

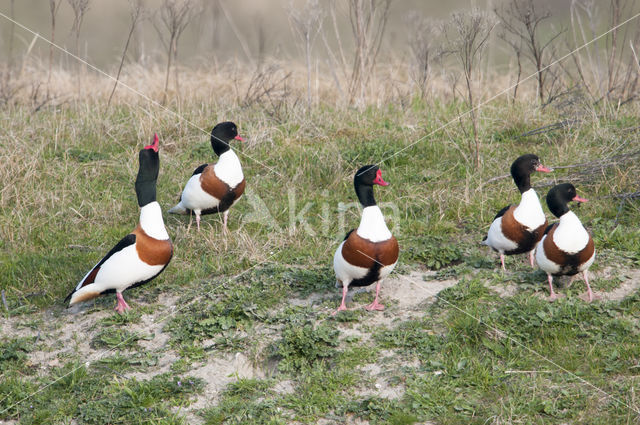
[1,69,640,424]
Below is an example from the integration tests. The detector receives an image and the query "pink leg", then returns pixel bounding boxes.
[196,213,201,231]
[223,211,229,230]
[500,253,506,271]
[547,274,558,302]
[365,281,385,311]
[115,292,130,314]
[582,271,594,302]
[529,250,535,268]
[332,284,348,316]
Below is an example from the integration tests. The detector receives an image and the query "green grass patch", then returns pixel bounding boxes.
[201,378,284,425]
[271,319,340,373]
[0,360,203,425]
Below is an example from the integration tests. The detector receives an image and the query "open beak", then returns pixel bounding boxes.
[234,135,244,142]
[535,164,553,172]
[572,195,588,203]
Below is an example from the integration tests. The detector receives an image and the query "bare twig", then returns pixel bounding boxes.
[287,0,324,109]
[613,191,640,224]
[442,9,497,167]
[614,191,640,199]
[629,39,640,74]
[217,0,254,66]
[484,149,640,187]
[495,0,564,104]
[67,244,96,251]
[497,26,524,103]
[154,0,198,104]
[8,0,15,69]
[108,0,146,108]
[67,0,91,94]
[518,119,580,137]
[405,11,436,100]
[47,0,63,92]
[346,0,393,106]
[483,173,511,185]
[1,290,8,312]
[67,0,90,58]
[568,0,640,104]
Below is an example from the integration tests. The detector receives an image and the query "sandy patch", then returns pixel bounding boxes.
[273,380,295,395]
[124,351,180,381]
[1,292,184,383]
[356,363,405,400]
[353,271,459,327]
[598,268,640,301]
[530,267,640,302]
[289,291,329,307]
[317,418,370,425]
[187,352,264,409]
[482,266,640,302]
[488,283,519,297]
[323,270,458,315]
[386,271,458,307]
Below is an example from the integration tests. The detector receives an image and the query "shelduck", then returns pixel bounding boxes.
[535,183,595,302]
[483,154,552,270]
[332,165,399,314]
[169,121,245,230]
[66,135,173,313]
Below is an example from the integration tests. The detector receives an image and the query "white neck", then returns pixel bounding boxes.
[513,188,546,230]
[140,202,170,240]
[356,206,392,243]
[214,150,244,188]
[553,211,589,253]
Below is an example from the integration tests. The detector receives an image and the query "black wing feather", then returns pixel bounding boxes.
[65,233,137,302]
[191,163,209,176]
[343,229,355,241]
[493,205,511,221]
[94,233,137,269]
[544,223,557,235]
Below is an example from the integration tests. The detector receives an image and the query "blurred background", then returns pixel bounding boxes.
[0,0,637,110]
[0,0,575,67]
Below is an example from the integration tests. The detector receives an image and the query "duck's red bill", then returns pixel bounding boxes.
[536,165,552,172]
[373,169,389,186]
[572,195,588,203]
[234,135,244,141]
[144,133,159,152]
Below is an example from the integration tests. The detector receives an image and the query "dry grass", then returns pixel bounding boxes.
[0,58,541,109]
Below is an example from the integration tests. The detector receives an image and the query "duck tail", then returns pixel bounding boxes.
[168,202,187,215]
